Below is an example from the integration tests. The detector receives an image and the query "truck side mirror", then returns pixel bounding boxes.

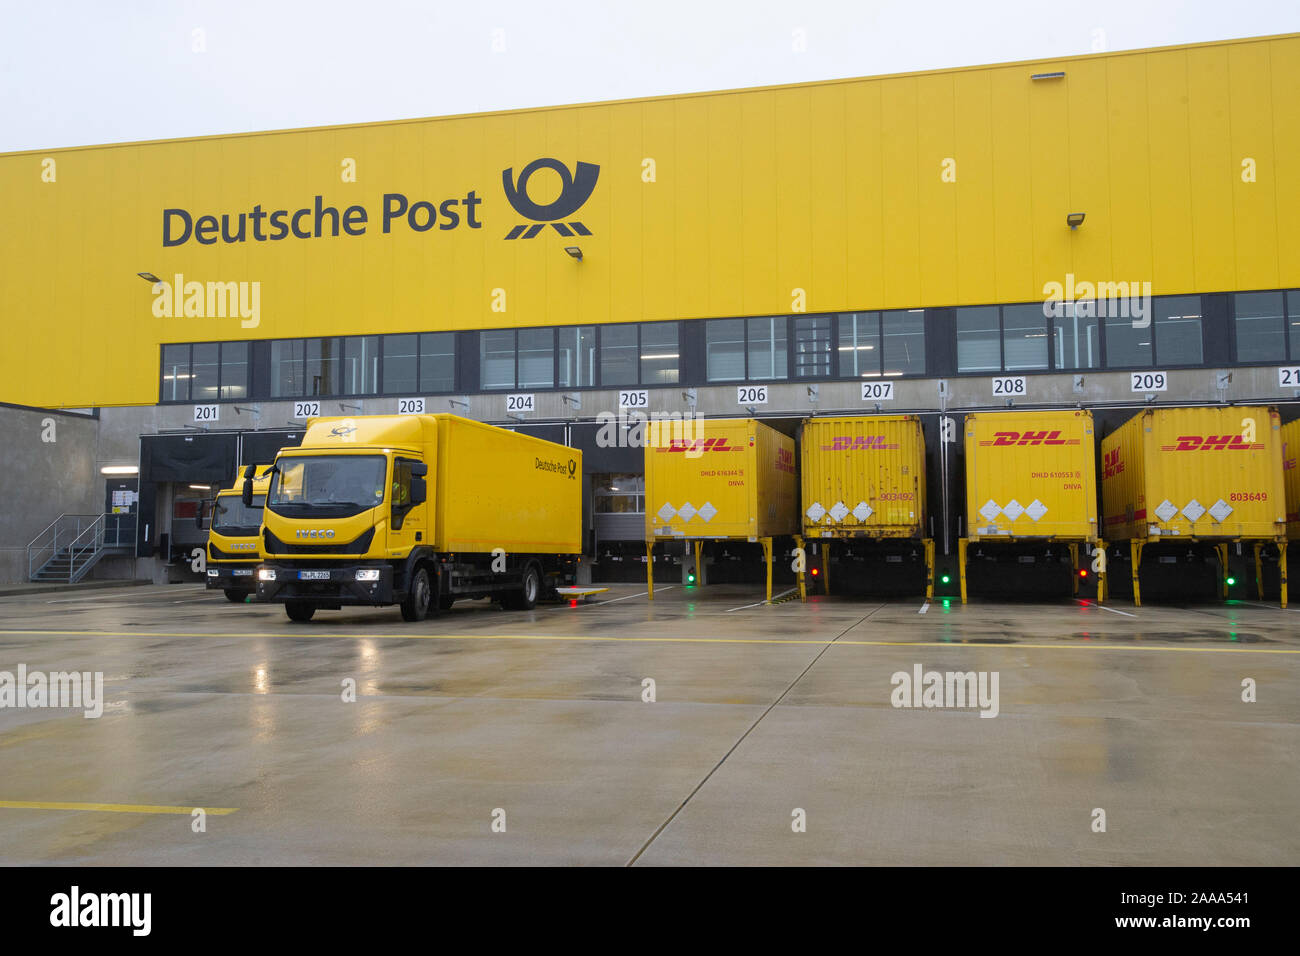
[410,477,427,505]
[243,464,257,480]
[410,462,428,477]
[242,478,254,508]
[196,505,205,530]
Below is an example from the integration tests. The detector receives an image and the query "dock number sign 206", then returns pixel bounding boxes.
[737,385,768,405]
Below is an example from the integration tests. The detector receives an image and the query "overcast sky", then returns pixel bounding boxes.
[1,0,1296,152]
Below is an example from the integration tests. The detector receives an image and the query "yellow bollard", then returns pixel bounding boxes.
[1254,543,1263,600]
[1070,543,1079,596]
[693,539,703,588]
[1279,540,1288,609]
[1216,543,1229,600]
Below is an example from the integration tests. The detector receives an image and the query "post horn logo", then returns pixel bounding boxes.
[502,158,599,240]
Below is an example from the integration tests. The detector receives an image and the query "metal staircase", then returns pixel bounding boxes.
[27,513,136,583]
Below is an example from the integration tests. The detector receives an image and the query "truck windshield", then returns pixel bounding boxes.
[212,494,264,535]
[268,455,388,515]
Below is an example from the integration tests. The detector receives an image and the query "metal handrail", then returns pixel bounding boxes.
[66,515,106,583]
[26,513,113,582]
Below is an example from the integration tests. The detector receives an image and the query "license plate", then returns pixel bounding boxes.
[298,571,330,581]
[233,569,253,577]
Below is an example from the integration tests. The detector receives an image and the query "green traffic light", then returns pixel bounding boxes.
[1226,576,1236,586]
[941,574,951,584]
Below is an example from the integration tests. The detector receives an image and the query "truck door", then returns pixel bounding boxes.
[388,457,427,554]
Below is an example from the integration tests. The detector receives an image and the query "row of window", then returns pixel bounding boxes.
[160,290,1300,402]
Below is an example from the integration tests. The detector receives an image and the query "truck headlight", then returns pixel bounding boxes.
[355,569,381,582]
[258,568,277,582]
[207,569,218,577]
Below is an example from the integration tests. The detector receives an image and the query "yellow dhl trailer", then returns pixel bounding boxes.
[205,465,272,601]
[799,415,932,596]
[1101,406,1287,606]
[248,414,582,622]
[644,417,797,600]
[1284,417,1300,540]
[961,410,1101,602]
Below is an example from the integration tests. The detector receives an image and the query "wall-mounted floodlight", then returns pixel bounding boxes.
[1031,71,1066,80]
[1066,212,1086,229]
[564,246,583,261]
[137,272,161,284]
[100,465,139,475]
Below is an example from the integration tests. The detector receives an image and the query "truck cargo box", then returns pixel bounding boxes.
[1101,407,1286,541]
[964,410,1098,542]
[800,415,926,539]
[432,416,583,555]
[645,418,797,540]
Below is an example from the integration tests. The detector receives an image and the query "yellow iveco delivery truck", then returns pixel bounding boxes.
[248,414,583,622]
[205,466,272,601]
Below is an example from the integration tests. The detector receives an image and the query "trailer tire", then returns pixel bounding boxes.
[285,601,315,622]
[508,564,541,611]
[401,565,434,622]
[223,589,245,603]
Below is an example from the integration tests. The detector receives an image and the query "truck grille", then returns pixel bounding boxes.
[263,528,374,555]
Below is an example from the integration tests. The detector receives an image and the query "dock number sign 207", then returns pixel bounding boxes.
[861,382,894,401]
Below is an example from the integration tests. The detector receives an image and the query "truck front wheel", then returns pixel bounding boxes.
[285,601,315,622]
[223,589,245,603]
[401,565,436,622]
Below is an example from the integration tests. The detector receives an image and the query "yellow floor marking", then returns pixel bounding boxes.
[0,629,1296,655]
[0,800,237,815]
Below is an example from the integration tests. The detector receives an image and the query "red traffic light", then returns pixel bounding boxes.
[810,567,819,576]
[1079,569,1088,578]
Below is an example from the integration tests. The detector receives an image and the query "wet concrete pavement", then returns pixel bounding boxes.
[0,582,1296,865]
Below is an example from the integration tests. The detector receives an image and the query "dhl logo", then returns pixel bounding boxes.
[776,447,795,474]
[1159,435,1265,451]
[979,430,1079,447]
[1103,447,1124,478]
[656,437,740,453]
[820,435,900,451]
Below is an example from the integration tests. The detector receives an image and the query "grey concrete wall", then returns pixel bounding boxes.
[0,405,103,582]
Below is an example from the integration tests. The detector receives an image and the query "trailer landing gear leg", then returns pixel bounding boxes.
[1254,543,1264,600]
[1131,540,1144,607]
[762,537,773,604]
[924,538,935,600]
[693,539,704,588]
[794,535,806,603]
[1279,540,1288,610]
[646,540,654,601]
[820,542,830,596]
[1216,543,1230,600]
[1096,539,1107,604]
[1070,543,1079,596]
[958,537,968,605]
